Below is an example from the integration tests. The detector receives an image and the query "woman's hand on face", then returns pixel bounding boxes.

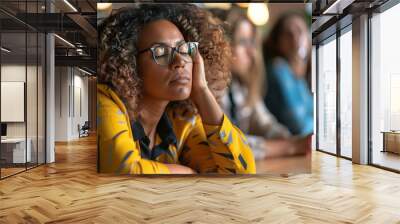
[190,51,209,101]
[189,51,224,126]
[165,164,197,174]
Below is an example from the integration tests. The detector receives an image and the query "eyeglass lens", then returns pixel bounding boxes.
[152,42,197,66]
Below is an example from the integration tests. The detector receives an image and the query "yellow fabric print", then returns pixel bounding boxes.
[97,84,256,174]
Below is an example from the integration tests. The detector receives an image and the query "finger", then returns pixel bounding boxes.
[193,50,203,65]
[193,51,205,78]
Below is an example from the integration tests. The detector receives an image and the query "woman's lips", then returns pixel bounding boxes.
[170,74,191,85]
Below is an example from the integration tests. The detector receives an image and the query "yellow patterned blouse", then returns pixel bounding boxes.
[97,84,256,174]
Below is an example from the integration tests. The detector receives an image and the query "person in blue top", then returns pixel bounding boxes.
[263,11,313,136]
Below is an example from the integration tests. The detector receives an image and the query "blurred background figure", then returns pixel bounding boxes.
[209,6,308,160]
[263,12,313,136]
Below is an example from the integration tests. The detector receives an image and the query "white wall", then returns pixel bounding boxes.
[1,65,38,138]
[1,63,45,164]
[1,65,26,135]
[54,67,89,141]
[71,73,89,138]
[55,66,69,141]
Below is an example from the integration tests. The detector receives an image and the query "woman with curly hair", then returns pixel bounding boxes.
[97,4,256,174]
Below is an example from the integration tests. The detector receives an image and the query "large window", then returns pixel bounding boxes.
[316,27,353,159]
[339,27,352,158]
[371,3,400,171]
[315,1,400,171]
[0,0,46,179]
[317,36,337,154]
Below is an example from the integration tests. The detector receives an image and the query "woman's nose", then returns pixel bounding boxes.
[170,52,186,69]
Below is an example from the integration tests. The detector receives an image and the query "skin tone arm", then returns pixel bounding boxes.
[164,52,224,173]
[190,52,224,126]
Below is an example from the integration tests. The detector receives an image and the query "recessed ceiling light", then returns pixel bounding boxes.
[97,3,112,11]
[247,3,269,26]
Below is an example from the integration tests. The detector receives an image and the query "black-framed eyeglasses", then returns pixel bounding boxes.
[137,42,198,66]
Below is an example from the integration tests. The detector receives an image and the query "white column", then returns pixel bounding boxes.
[312,45,317,150]
[46,1,55,163]
[352,14,369,164]
[46,33,55,163]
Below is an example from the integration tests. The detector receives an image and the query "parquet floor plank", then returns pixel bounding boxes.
[0,135,399,223]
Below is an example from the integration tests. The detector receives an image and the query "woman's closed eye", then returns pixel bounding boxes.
[153,45,170,57]
[177,43,189,54]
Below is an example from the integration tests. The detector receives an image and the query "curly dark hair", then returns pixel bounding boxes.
[98,4,231,119]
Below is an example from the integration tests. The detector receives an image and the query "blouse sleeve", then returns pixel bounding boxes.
[178,116,218,173]
[98,91,170,174]
[249,101,291,139]
[269,60,313,135]
[181,114,256,174]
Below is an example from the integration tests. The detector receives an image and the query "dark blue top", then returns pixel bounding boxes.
[264,57,314,136]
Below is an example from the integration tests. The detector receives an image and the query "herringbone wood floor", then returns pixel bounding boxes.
[1,134,400,223]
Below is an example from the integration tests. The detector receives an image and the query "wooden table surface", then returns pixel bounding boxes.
[255,136,312,175]
[256,153,311,175]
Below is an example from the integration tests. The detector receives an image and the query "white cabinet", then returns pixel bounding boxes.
[1,138,32,163]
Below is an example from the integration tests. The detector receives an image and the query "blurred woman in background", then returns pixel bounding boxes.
[263,12,313,136]
[210,7,308,159]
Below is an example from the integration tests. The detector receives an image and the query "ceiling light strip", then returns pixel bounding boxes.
[1,47,11,53]
[54,34,75,48]
[77,67,93,76]
[63,0,78,12]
